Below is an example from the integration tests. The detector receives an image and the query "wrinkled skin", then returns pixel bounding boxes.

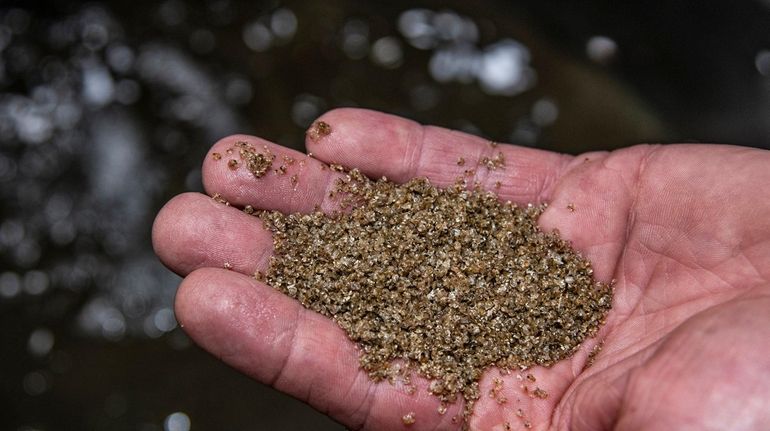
[153,108,770,431]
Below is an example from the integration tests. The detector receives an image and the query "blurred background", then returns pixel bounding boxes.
[0,0,768,430]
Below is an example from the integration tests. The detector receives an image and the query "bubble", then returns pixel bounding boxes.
[184,168,202,192]
[157,0,187,26]
[189,29,215,54]
[81,62,115,107]
[433,11,477,43]
[429,44,479,84]
[164,412,191,431]
[531,98,559,126]
[398,9,436,49]
[0,117,15,143]
[14,109,53,144]
[224,77,252,106]
[50,219,76,245]
[478,39,533,96]
[756,50,770,76]
[291,94,325,128]
[31,85,58,110]
[23,270,49,295]
[341,19,369,60]
[171,95,204,121]
[153,308,177,332]
[143,315,163,338]
[0,25,11,51]
[0,154,18,181]
[510,118,540,146]
[14,238,41,267]
[409,84,440,111]
[115,79,141,105]
[80,298,130,340]
[54,103,82,129]
[45,193,74,222]
[107,44,135,73]
[270,8,297,40]
[7,44,33,73]
[47,20,77,50]
[207,0,234,25]
[28,328,55,357]
[81,22,109,51]
[23,371,49,396]
[370,37,403,69]
[167,330,191,350]
[102,316,126,341]
[5,8,31,34]
[0,271,22,298]
[586,36,618,65]
[0,220,24,251]
[242,22,272,52]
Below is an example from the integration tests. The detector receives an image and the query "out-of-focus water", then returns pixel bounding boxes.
[1,1,768,430]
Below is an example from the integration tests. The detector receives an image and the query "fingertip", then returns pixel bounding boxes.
[201,133,346,214]
[174,267,246,333]
[152,192,210,275]
[152,192,274,277]
[306,108,419,180]
[174,268,281,374]
[202,134,275,199]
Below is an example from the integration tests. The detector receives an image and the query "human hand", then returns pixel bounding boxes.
[152,108,770,430]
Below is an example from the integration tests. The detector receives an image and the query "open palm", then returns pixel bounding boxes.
[153,109,770,430]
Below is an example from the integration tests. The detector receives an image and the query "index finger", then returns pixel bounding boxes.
[305,108,573,204]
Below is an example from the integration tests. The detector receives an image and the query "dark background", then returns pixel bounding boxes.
[1,1,768,430]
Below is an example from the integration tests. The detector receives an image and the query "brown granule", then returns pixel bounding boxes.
[481,152,505,170]
[457,157,466,166]
[526,374,536,383]
[532,387,548,399]
[567,203,575,212]
[402,412,416,425]
[307,120,332,141]
[489,378,507,404]
[228,159,239,170]
[211,152,222,160]
[254,270,265,281]
[235,141,274,178]
[211,193,229,206]
[584,340,604,370]
[258,169,613,424]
